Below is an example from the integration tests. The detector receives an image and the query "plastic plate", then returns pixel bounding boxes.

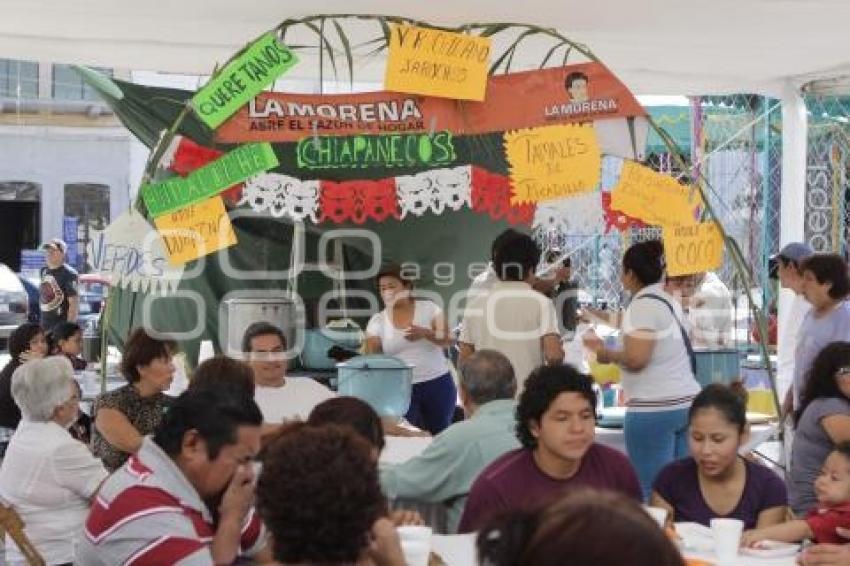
[741,540,799,558]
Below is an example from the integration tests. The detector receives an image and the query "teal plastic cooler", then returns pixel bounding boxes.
[336,355,413,418]
[694,349,741,387]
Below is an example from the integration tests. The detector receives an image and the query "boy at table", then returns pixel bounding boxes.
[457,364,641,533]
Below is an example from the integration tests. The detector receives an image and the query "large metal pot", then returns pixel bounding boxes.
[300,327,363,370]
[336,355,414,418]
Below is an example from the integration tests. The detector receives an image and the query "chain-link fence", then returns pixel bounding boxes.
[552,96,783,336]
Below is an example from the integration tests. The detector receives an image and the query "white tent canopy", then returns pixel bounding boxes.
[3,0,850,96]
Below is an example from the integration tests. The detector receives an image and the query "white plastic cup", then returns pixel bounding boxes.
[397,526,432,566]
[711,518,744,562]
[643,505,668,528]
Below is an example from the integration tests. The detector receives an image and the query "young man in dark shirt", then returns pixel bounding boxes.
[458,364,641,532]
[39,238,79,331]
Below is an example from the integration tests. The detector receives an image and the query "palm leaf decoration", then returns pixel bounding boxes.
[97,13,778,420]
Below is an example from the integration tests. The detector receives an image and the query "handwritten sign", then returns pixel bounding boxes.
[385,24,491,101]
[192,32,299,129]
[663,221,724,276]
[505,124,601,205]
[610,161,701,227]
[154,196,237,265]
[87,210,184,294]
[297,131,455,169]
[142,142,278,217]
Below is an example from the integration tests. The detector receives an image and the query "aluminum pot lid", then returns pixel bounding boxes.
[337,354,414,370]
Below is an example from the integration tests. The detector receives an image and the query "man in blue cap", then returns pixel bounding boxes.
[770,242,814,415]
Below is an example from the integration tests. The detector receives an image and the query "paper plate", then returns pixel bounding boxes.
[741,540,799,558]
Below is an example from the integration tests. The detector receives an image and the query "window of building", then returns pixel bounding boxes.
[64,183,110,271]
[53,65,113,101]
[0,59,39,98]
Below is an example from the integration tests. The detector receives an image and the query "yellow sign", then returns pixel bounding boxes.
[384,24,491,101]
[610,161,701,227]
[154,196,237,265]
[663,221,724,276]
[505,124,601,205]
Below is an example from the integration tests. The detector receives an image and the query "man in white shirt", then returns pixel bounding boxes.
[467,229,523,299]
[243,322,335,423]
[459,233,564,393]
[666,271,733,348]
[770,242,813,414]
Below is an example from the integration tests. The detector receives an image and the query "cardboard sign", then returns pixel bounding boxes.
[154,196,237,265]
[142,142,279,217]
[217,62,647,143]
[505,124,601,204]
[610,161,700,227]
[192,32,298,130]
[384,24,490,101]
[663,221,724,276]
[296,131,455,169]
[87,210,184,294]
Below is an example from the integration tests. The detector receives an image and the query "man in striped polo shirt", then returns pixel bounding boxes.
[76,388,268,565]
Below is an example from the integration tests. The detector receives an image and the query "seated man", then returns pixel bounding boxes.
[380,349,521,532]
[457,364,641,533]
[243,322,335,422]
[76,388,267,565]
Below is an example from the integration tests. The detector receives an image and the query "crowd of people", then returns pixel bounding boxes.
[0,232,847,564]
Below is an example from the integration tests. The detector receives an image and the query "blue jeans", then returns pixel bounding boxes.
[624,407,690,501]
[406,372,457,435]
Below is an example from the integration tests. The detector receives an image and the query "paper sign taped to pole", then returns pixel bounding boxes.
[87,210,184,294]
[663,221,724,276]
[154,196,237,265]
[385,24,491,101]
[505,124,601,205]
[192,32,299,130]
[610,160,701,227]
[141,142,279,217]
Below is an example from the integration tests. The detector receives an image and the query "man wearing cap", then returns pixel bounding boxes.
[39,238,79,331]
[771,242,813,415]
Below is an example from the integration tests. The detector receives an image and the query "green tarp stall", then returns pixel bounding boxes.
[81,74,520,364]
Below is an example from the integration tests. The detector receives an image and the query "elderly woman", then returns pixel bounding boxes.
[0,357,108,565]
[91,328,176,471]
[791,254,850,413]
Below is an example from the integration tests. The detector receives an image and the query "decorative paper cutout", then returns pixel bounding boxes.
[142,143,279,217]
[192,32,298,129]
[610,160,701,227]
[471,167,535,226]
[154,196,237,265]
[296,132,456,170]
[396,166,472,218]
[87,210,183,294]
[162,136,243,205]
[505,124,602,205]
[319,179,400,224]
[240,173,321,222]
[663,221,724,276]
[532,191,605,237]
[385,24,491,101]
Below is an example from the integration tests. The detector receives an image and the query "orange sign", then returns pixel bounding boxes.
[216,62,646,143]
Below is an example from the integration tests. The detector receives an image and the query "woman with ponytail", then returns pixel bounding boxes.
[583,239,701,498]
